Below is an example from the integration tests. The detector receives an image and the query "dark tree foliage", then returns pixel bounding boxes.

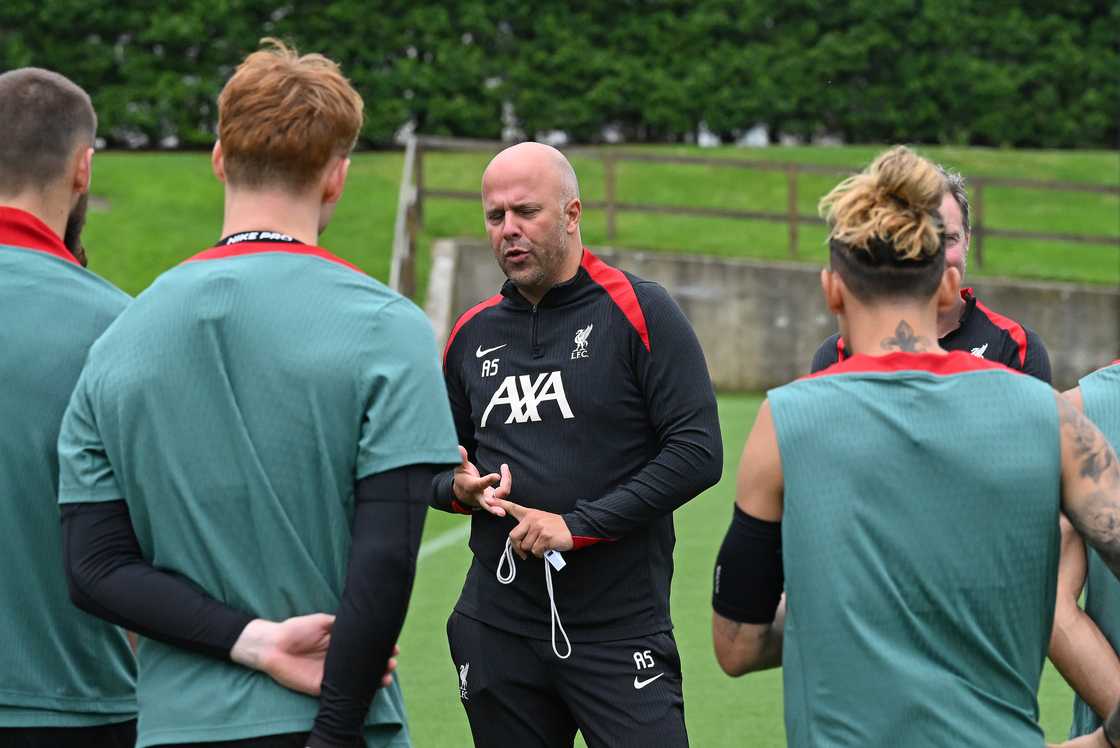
[1,0,1115,148]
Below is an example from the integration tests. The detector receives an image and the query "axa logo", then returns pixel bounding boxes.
[571,324,593,360]
[481,371,574,427]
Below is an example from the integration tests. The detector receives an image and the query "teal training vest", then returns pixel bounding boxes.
[1070,363,1120,737]
[0,207,136,727]
[769,351,1060,747]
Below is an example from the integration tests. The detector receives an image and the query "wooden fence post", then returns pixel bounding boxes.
[402,202,417,298]
[787,164,799,259]
[414,140,425,229]
[971,180,984,269]
[604,153,618,242]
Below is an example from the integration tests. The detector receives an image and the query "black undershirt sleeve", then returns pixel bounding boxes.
[308,465,435,748]
[1021,327,1052,384]
[562,283,723,542]
[61,500,254,660]
[430,349,473,514]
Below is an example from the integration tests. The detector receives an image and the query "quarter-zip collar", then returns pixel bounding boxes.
[498,248,598,310]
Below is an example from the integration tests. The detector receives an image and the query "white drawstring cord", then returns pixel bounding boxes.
[497,538,572,659]
[497,537,517,584]
[543,553,572,659]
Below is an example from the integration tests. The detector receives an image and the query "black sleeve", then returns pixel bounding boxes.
[1020,327,1052,384]
[308,465,433,748]
[61,500,254,659]
[562,283,722,542]
[430,347,473,514]
[809,334,842,374]
[712,505,784,624]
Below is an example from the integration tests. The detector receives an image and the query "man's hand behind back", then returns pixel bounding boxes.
[231,615,400,696]
[232,614,335,695]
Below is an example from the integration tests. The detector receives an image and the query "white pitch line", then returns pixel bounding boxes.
[418,523,471,562]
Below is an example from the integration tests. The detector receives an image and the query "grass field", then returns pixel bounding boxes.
[401,394,1078,747]
[81,145,1118,298]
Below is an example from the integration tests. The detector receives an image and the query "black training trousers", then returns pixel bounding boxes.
[448,611,688,748]
[0,719,137,748]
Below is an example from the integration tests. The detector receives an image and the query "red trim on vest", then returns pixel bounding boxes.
[581,249,651,352]
[183,242,365,275]
[972,295,1028,368]
[443,294,503,364]
[806,350,1020,379]
[0,206,79,265]
[836,336,848,361]
[571,535,616,550]
[450,499,474,515]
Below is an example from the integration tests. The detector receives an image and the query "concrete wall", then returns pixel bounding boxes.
[426,239,1120,391]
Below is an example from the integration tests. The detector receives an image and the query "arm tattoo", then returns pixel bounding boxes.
[1058,395,1120,578]
[880,321,932,353]
[1059,395,1118,483]
[714,613,744,642]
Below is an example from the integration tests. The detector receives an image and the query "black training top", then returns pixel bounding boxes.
[433,248,723,642]
[809,288,1052,382]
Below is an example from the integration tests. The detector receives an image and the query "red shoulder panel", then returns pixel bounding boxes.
[973,298,1028,368]
[580,249,651,352]
[443,294,503,365]
[183,242,365,275]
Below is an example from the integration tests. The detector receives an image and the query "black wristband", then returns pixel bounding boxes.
[712,504,784,624]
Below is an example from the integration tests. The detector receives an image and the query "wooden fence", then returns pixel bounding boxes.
[389,135,1119,296]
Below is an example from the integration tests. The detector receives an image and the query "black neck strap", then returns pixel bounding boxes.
[216,230,304,247]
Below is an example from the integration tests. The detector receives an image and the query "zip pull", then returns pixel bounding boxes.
[531,304,542,358]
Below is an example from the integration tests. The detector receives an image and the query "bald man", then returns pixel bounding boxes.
[430,142,722,747]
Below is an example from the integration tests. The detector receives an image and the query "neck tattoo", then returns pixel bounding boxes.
[880,320,931,353]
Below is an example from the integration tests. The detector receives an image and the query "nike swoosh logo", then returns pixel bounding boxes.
[633,673,664,689]
[476,344,507,358]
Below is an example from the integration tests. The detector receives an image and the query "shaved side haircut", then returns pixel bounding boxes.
[0,68,96,196]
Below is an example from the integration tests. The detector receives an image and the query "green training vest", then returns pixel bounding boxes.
[0,214,135,727]
[769,351,1060,747]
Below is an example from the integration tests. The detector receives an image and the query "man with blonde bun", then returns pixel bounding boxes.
[0,66,135,748]
[712,146,1120,746]
[809,165,1051,382]
[57,40,458,748]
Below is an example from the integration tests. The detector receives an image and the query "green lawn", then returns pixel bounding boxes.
[401,394,1078,747]
[81,145,1118,299]
[415,144,1119,287]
